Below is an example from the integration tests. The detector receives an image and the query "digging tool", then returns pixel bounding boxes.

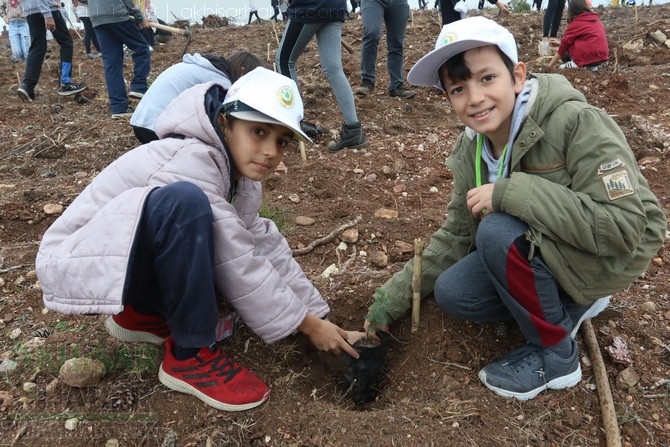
[148,22,192,57]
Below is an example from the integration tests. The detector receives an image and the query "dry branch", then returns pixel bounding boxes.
[411,238,424,333]
[292,215,363,256]
[582,319,622,447]
[341,40,354,54]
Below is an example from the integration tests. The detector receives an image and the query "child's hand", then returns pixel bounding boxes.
[466,184,495,219]
[299,314,360,358]
[344,330,367,346]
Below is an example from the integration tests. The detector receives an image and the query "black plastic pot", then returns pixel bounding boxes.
[342,330,391,405]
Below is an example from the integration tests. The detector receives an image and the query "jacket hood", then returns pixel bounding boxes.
[528,73,587,122]
[572,11,600,23]
[154,82,227,151]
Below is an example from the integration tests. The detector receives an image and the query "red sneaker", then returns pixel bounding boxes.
[104,305,171,345]
[159,337,271,411]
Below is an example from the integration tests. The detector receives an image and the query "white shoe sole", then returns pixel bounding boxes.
[104,316,165,345]
[158,364,271,411]
[478,364,582,401]
[570,295,610,338]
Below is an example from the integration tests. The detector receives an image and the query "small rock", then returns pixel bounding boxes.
[652,257,664,266]
[288,193,300,203]
[46,378,59,394]
[9,328,22,340]
[365,174,377,182]
[321,264,339,279]
[3,313,13,323]
[649,30,667,45]
[392,184,406,193]
[43,203,64,215]
[337,242,347,251]
[374,208,398,220]
[616,367,640,390]
[105,439,120,447]
[25,270,38,280]
[394,240,413,254]
[429,186,438,193]
[640,301,656,313]
[369,250,388,268]
[65,417,78,431]
[74,171,88,179]
[295,216,315,226]
[381,165,392,176]
[0,278,4,287]
[340,228,359,243]
[59,358,106,387]
[23,382,38,396]
[426,133,438,144]
[0,358,18,373]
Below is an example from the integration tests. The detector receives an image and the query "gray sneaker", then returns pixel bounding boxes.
[567,295,610,338]
[478,340,581,400]
[355,81,374,96]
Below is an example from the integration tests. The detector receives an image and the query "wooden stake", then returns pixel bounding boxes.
[267,42,271,61]
[271,20,280,45]
[299,140,306,161]
[411,238,424,333]
[582,320,622,447]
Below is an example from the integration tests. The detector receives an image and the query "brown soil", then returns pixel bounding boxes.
[2,5,670,446]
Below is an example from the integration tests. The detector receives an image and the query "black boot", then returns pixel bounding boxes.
[327,122,367,153]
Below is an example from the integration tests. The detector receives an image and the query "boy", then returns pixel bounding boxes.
[36,67,360,411]
[363,17,665,400]
[17,0,87,102]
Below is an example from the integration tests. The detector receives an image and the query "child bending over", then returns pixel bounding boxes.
[363,17,665,400]
[36,67,360,411]
[547,0,609,70]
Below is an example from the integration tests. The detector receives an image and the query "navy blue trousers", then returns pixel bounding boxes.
[123,182,218,348]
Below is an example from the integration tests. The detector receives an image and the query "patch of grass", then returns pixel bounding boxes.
[509,0,531,12]
[259,201,290,233]
[13,342,160,377]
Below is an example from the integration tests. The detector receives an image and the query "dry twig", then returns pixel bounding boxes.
[582,319,622,447]
[411,238,424,333]
[292,215,363,256]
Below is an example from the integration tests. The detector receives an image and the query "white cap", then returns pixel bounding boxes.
[223,67,311,143]
[407,17,518,91]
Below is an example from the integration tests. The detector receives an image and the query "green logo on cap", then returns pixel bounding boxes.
[277,87,294,108]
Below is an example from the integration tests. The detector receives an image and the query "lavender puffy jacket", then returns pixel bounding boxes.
[36,82,329,344]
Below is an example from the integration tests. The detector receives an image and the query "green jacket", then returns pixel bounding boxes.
[367,73,666,326]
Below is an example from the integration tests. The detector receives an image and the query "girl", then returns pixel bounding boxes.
[547,0,609,70]
[36,67,362,412]
[276,0,367,152]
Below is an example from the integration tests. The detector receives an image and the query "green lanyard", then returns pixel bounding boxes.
[475,134,508,187]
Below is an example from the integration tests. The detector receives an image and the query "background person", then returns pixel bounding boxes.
[1,0,30,62]
[276,0,367,153]
[547,0,608,70]
[131,51,262,143]
[87,0,152,118]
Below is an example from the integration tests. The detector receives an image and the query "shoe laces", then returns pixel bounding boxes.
[197,347,242,383]
[501,345,542,372]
